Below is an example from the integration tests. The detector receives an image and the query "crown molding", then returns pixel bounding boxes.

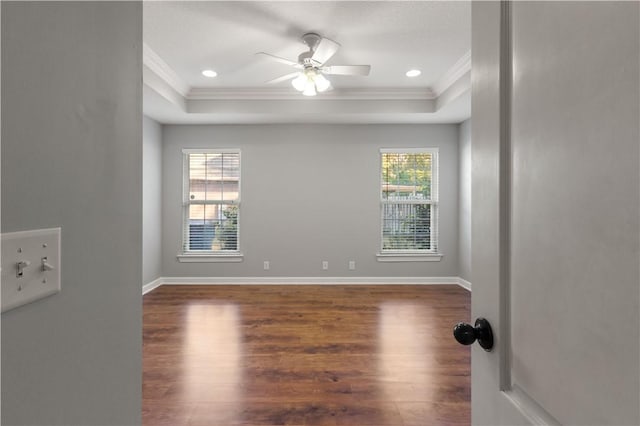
[436,70,470,111]
[431,50,471,97]
[187,87,437,101]
[143,43,190,97]
[143,65,187,110]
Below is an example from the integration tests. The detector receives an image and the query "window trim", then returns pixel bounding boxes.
[178,148,243,261]
[378,147,441,261]
[177,253,244,263]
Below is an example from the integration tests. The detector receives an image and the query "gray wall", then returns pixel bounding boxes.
[162,124,459,278]
[2,3,142,425]
[458,119,471,282]
[143,116,163,284]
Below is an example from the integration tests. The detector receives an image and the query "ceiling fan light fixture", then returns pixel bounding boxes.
[291,69,329,96]
[292,73,307,91]
[302,82,317,96]
[314,73,331,92]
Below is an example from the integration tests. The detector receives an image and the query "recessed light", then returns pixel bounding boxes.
[202,70,218,78]
[406,69,421,77]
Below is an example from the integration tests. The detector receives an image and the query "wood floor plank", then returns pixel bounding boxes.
[143,285,470,425]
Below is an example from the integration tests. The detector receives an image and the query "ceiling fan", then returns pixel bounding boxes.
[257,33,371,96]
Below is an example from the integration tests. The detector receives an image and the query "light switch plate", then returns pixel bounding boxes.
[2,227,61,313]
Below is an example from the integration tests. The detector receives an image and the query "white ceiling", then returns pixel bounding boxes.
[143,1,471,124]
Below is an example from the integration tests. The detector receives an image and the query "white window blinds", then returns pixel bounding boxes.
[380,149,438,252]
[182,149,240,253]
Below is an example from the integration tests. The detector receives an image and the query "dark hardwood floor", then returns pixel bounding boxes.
[143,285,471,426]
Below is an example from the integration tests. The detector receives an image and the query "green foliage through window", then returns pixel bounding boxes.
[214,205,238,251]
[381,150,437,252]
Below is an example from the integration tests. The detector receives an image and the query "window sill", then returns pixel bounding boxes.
[376,252,443,262]
[177,253,244,263]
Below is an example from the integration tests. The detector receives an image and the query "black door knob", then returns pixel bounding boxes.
[453,318,494,351]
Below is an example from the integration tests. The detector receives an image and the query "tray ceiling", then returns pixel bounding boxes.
[143,1,471,124]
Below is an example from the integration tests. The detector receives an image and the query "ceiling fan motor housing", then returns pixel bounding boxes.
[298,51,315,67]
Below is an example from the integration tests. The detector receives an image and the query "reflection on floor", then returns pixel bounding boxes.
[143,285,471,426]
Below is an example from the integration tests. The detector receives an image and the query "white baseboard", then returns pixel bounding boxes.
[457,277,472,291]
[162,276,460,285]
[143,276,471,294]
[142,277,163,295]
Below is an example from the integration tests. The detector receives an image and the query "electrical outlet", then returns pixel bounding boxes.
[322,261,329,270]
[349,260,356,270]
[263,261,270,270]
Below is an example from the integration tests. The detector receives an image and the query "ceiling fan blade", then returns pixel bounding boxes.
[266,72,300,84]
[311,37,340,65]
[323,65,371,76]
[256,52,300,67]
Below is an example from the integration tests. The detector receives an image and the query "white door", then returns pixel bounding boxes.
[469,2,639,425]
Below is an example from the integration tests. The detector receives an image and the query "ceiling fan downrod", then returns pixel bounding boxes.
[301,32,322,52]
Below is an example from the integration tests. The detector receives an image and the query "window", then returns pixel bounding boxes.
[181,149,241,259]
[379,148,439,259]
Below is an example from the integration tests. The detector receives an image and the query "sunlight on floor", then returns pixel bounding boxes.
[378,302,435,399]
[184,304,244,420]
